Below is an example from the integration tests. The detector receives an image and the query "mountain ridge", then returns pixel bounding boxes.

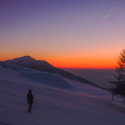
[3,56,98,88]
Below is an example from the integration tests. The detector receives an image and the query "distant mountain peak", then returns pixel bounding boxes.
[21,55,33,58]
[4,56,54,71]
[13,55,35,61]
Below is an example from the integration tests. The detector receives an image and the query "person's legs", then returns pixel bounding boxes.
[28,104,32,113]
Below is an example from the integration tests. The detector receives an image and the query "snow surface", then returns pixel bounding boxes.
[0,65,125,125]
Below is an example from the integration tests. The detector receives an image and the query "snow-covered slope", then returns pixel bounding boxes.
[0,65,125,125]
[4,56,97,87]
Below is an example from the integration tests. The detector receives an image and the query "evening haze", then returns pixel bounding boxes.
[0,0,125,68]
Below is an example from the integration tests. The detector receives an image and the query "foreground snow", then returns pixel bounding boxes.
[0,65,125,125]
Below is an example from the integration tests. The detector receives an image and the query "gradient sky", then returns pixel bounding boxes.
[0,0,125,68]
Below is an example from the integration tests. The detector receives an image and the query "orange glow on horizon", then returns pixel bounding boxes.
[0,54,117,69]
[51,62,116,69]
[45,57,116,69]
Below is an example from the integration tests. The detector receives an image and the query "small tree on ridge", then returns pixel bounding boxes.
[109,49,125,98]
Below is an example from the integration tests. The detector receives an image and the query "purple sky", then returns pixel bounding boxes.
[0,0,125,68]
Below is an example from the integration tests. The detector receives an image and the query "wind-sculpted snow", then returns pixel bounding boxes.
[22,72,71,89]
[0,61,34,72]
[0,65,125,125]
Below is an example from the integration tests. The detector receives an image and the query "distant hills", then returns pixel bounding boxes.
[2,56,97,87]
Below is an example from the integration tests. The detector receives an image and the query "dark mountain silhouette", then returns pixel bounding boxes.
[4,56,97,87]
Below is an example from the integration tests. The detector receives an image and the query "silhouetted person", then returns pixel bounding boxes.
[27,89,34,113]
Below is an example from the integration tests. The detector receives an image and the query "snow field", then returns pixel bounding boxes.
[0,65,125,125]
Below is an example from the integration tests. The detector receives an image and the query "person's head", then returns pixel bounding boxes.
[29,89,32,93]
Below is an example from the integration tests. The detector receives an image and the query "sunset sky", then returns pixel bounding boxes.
[0,0,125,68]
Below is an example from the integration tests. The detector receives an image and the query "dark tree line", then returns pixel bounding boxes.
[109,49,125,99]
